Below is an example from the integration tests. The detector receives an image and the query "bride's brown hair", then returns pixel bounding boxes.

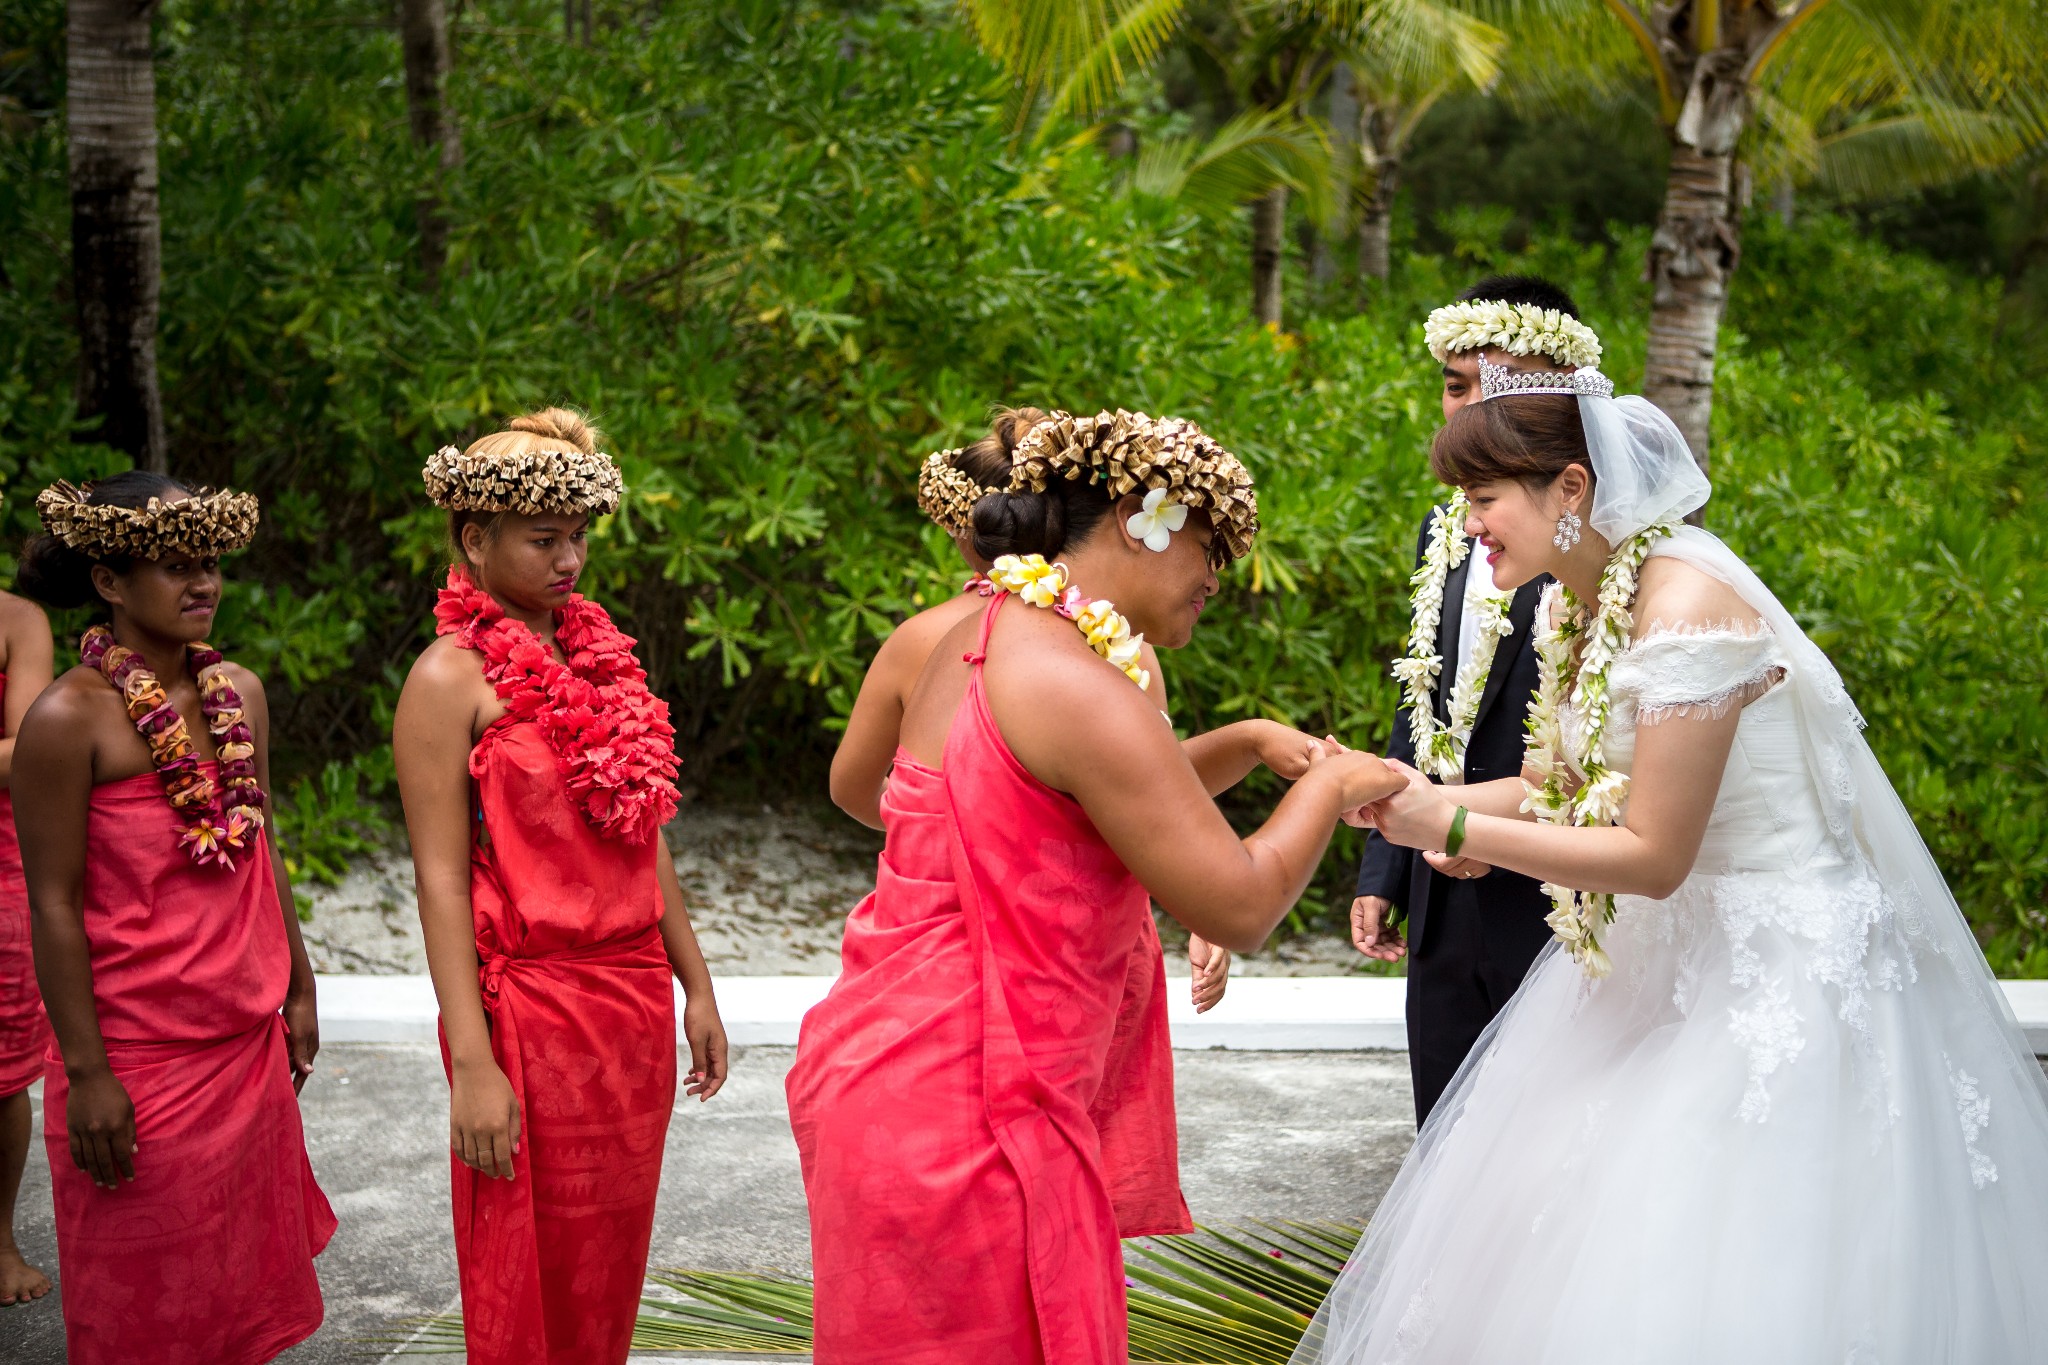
[1431,395,1592,491]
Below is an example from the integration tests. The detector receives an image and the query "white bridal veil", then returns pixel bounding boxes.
[1578,386,2022,1024]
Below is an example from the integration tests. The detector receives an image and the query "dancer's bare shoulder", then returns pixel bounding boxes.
[984,604,1176,793]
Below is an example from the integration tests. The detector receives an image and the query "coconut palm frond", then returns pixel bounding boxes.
[1131,108,1342,228]
[1125,1222,1365,1363]
[1480,0,1653,117]
[1747,0,2048,199]
[1744,85,1825,191]
[958,0,1190,130]
[1043,0,1193,124]
[1813,107,2030,198]
[1315,0,1508,92]
[367,1223,1366,1360]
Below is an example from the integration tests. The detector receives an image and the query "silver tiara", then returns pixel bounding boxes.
[1479,354,1614,401]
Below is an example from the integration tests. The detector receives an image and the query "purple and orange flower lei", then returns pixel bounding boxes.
[434,569,681,844]
[82,626,268,869]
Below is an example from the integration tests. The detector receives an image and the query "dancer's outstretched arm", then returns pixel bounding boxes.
[1182,719,1328,796]
[988,618,1402,954]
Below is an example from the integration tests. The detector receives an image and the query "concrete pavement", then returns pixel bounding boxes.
[0,1045,1418,1363]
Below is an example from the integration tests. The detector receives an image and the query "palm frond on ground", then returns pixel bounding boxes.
[370,1222,1364,1358]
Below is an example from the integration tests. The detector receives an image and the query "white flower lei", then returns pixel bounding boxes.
[1392,493,1515,781]
[1519,520,1676,977]
[1424,301,1602,370]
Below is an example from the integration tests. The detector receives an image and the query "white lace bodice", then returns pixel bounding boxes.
[1564,622,1842,876]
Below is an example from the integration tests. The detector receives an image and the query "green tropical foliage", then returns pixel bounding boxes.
[0,0,2043,967]
[379,1222,1366,1358]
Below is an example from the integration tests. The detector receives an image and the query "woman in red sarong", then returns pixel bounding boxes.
[789,410,1404,1364]
[14,472,333,1365]
[830,407,1263,1016]
[0,585,54,1306]
[394,407,729,1365]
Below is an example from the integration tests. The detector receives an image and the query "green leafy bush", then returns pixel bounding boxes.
[1,0,2041,967]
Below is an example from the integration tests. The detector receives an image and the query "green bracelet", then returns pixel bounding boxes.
[1445,805,1469,858]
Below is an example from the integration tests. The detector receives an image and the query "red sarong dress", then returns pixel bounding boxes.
[41,764,335,1365]
[449,715,677,1364]
[787,595,1191,1365]
[0,674,53,1097]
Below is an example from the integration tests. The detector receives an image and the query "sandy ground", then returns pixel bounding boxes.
[296,801,1385,979]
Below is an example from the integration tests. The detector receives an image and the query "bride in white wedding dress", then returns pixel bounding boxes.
[1296,359,2048,1364]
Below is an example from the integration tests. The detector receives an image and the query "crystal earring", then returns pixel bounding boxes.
[1553,509,1583,551]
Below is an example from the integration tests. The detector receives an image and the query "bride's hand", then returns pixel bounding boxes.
[1424,850,1493,880]
[1364,759,1457,851]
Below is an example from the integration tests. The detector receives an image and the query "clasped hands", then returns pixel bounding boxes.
[1345,757,1493,879]
[1259,728,1489,882]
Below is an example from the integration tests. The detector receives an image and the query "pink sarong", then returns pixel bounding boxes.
[42,767,334,1365]
[447,718,678,1365]
[0,673,52,1097]
[788,595,1190,1365]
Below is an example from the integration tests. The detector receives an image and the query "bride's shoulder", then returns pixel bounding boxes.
[1630,556,1765,644]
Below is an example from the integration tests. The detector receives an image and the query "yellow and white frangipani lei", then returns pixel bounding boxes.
[1391,494,1514,781]
[1520,519,1677,977]
[986,554,1151,692]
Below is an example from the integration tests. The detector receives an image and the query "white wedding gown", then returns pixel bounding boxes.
[1294,604,2048,1363]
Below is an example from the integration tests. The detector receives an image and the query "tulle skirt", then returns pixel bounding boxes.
[1294,856,2048,1365]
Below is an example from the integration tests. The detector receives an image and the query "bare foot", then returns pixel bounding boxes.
[0,1245,51,1305]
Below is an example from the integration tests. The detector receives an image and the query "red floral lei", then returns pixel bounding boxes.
[434,569,681,844]
[81,626,267,868]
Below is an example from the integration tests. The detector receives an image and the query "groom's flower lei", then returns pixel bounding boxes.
[1395,493,1514,781]
[1520,520,1676,977]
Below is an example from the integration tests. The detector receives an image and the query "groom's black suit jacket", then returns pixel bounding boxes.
[1357,508,1557,1120]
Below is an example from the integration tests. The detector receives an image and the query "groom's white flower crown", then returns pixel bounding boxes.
[1425,299,1602,370]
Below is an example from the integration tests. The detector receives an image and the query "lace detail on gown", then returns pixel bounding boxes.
[1613,619,1784,725]
[1727,974,1806,1122]
[1948,1055,1999,1188]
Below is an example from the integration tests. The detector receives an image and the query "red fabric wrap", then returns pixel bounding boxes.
[788,595,1190,1365]
[448,719,677,1365]
[42,766,334,1365]
[1,674,54,1097]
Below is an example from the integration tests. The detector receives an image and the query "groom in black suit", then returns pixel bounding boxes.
[1353,275,1592,1125]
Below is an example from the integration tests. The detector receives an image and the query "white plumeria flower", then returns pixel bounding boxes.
[1104,635,1145,672]
[991,554,1067,608]
[1074,600,1127,647]
[1125,487,1189,553]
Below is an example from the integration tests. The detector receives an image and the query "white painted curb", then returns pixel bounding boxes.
[315,973,2048,1055]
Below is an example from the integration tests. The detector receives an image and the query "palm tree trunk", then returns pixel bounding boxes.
[1644,144,1740,478]
[67,0,166,473]
[399,0,461,289]
[1251,186,1286,328]
[1357,160,1398,282]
